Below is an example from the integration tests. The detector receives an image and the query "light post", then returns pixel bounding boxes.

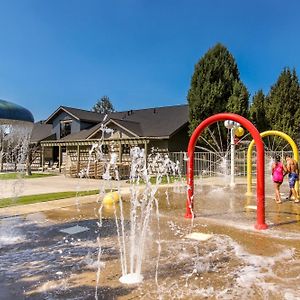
[224,120,240,187]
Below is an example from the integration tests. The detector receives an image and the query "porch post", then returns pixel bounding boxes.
[118,141,122,163]
[41,145,45,171]
[77,145,80,174]
[58,145,62,173]
[144,140,148,166]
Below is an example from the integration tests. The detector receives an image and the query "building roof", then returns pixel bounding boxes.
[0,99,34,124]
[109,104,188,137]
[30,122,55,143]
[40,104,189,142]
[103,119,142,137]
[45,106,104,124]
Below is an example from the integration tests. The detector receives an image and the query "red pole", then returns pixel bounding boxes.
[185,113,268,230]
[185,148,194,218]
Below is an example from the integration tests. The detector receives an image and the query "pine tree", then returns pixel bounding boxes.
[187,43,249,149]
[91,96,115,114]
[249,90,269,132]
[188,43,240,135]
[266,68,300,140]
[226,80,249,117]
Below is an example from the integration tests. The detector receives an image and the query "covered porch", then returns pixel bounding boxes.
[40,138,150,178]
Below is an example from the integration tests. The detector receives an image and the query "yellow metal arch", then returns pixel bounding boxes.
[246,130,299,196]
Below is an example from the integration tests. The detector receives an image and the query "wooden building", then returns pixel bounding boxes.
[30,104,189,177]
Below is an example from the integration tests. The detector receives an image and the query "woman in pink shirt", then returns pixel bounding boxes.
[272,155,287,204]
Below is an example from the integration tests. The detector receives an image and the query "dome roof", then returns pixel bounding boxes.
[0,99,34,123]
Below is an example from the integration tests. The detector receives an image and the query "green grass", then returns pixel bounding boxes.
[0,190,100,208]
[0,172,57,180]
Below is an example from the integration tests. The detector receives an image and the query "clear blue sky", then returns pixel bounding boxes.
[0,0,299,121]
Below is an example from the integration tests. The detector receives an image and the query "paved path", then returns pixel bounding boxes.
[0,174,132,217]
[0,174,130,198]
[0,175,250,218]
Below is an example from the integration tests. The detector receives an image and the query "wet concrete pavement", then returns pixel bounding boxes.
[0,176,300,299]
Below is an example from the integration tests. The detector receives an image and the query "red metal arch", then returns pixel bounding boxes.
[186,113,268,230]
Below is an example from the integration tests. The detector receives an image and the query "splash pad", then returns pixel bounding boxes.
[1,111,300,299]
[1,179,300,299]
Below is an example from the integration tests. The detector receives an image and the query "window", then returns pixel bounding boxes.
[60,120,72,138]
[101,144,109,154]
[122,144,130,154]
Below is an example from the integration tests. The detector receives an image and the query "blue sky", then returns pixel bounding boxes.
[0,0,299,121]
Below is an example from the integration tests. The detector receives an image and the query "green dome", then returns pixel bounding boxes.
[0,99,34,123]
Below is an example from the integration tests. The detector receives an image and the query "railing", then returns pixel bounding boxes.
[169,150,294,177]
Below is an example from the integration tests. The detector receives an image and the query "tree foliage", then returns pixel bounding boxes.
[186,43,300,150]
[91,96,115,114]
[249,90,269,132]
[266,68,300,141]
[188,43,240,134]
[187,43,249,150]
[226,80,249,117]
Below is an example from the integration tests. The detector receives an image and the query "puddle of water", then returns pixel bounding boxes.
[0,217,25,247]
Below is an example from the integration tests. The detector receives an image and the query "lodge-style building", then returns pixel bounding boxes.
[30,104,189,177]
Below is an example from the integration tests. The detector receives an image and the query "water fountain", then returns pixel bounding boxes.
[224,120,240,187]
[89,130,182,287]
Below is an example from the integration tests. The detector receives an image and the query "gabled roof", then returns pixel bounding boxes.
[43,104,188,141]
[30,122,55,143]
[45,106,104,124]
[108,104,188,137]
[104,119,142,137]
[60,118,143,141]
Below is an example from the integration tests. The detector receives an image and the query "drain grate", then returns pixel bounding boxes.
[59,225,90,235]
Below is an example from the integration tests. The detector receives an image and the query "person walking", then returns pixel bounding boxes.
[285,155,299,203]
[272,155,286,204]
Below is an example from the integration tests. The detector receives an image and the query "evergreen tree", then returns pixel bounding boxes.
[187,43,249,150]
[188,43,240,135]
[91,96,115,114]
[266,68,300,140]
[226,80,249,117]
[249,90,269,132]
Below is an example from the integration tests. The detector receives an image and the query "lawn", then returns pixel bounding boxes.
[0,172,57,180]
[0,190,100,208]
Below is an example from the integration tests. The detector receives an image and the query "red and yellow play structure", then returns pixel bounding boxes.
[186,113,267,230]
[186,114,300,230]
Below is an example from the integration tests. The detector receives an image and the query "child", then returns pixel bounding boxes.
[272,155,286,204]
